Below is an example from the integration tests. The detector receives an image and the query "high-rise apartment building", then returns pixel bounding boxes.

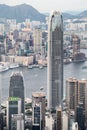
[9,72,25,114]
[78,80,87,129]
[33,27,42,53]
[72,35,80,56]
[71,35,85,62]
[78,80,87,109]
[47,11,63,109]
[32,92,46,130]
[56,106,62,130]
[66,78,78,111]
[7,97,21,130]
[66,78,87,129]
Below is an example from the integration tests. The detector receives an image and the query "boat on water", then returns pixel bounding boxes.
[28,64,39,69]
[28,64,44,69]
[64,58,72,64]
[39,65,43,69]
[40,87,44,90]
[0,65,9,72]
[28,65,33,69]
[10,63,19,69]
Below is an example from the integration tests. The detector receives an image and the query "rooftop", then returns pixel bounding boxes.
[32,92,46,98]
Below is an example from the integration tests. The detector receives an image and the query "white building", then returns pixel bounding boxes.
[11,114,24,130]
[62,112,68,130]
[45,113,54,130]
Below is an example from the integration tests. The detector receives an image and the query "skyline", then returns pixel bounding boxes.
[0,0,87,13]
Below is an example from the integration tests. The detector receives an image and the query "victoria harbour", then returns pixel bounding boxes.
[1,49,87,102]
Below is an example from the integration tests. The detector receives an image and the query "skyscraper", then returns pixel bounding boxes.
[32,92,46,130]
[33,27,42,53]
[9,72,25,114]
[47,11,63,109]
[76,103,85,130]
[56,106,62,130]
[66,78,78,111]
[7,97,21,130]
[78,79,87,129]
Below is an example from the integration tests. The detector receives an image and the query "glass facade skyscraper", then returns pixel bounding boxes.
[7,97,21,130]
[47,11,63,109]
[9,72,25,114]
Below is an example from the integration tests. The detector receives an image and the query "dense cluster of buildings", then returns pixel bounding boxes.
[0,18,48,66]
[0,9,87,130]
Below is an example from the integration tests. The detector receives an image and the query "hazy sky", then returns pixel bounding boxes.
[0,0,87,13]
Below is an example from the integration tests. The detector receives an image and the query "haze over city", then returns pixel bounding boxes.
[0,0,87,12]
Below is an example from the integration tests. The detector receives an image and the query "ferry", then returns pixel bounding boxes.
[10,63,19,69]
[39,65,43,69]
[64,58,72,64]
[0,65,9,72]
[28,64,39,69]
[28,65,33,69]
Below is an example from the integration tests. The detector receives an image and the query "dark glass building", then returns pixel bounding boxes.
[7,97,21,130]
[0,112,4,130]
[76,103,85,130]
[9,72,25,114]
[48,11,63,109]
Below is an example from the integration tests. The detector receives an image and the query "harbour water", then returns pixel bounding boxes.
[0,49,87,102]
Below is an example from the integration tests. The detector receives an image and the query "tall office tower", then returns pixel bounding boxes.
[7,97,21,130]
[11,114,24,130]
[66,78,78,111]
[33,27,42,53]
[76,103,85,130]
[78,79,87,109]
[48,11,63,109]
[56,106,62,130]
[32,92,46,130]
[9,72,24,114]
[78,79,87,129]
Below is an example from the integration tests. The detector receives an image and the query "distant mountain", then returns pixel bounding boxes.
[65,11,81,15]
[62,13,76,20]
[63,10,87,20]
[43,10,87,20]
[62,10,87,19]
[0,4,46,22]
[0,4,87,22]
[78,10,87,18]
